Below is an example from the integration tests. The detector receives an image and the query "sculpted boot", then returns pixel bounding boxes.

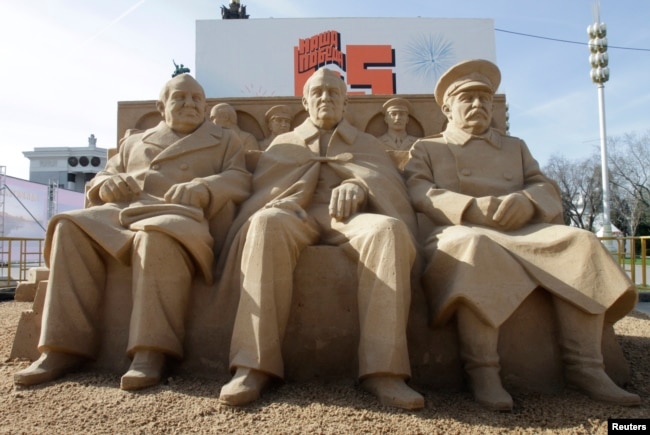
[457,306,513,411]
[361,375,424,410]
[219,367,271,406]
[120,350,165,391]
[554,298,640,406]
[14,351,84,386]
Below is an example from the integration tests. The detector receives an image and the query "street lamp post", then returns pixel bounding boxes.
[587,19,614,248]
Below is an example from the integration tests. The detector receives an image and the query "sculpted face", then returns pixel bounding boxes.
[384,107,409,132]
[211,110,231,128]
[269,116,291,135]
[443,89,493,135]
[303,71,348,130]
[159,76,206,134]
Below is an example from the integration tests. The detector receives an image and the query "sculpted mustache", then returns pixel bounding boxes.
[468,108,488,117]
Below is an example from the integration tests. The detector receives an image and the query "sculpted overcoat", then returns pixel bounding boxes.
[46,120,250,284]
[405,127,637,327]
[220,118,419,265]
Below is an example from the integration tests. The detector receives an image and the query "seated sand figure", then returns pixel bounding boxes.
[210,103,259,152]
[404,59,640,411]
[218,68,424,410]
[14,74,250,390]
[258,104,292,150]
[378,97,418,151]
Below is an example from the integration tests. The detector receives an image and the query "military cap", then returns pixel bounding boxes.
[382,97,413,114]
[434,59,501,105]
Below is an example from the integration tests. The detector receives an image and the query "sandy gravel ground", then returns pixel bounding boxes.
[1,300,649,434]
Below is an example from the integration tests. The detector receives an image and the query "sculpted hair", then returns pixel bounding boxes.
[302,68,347,97]
[159,74,204,103]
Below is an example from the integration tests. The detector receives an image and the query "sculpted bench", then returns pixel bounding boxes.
[10,151,632,394]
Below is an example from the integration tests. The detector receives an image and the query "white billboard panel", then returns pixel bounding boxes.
[196,18,496,98]
[3,176,48,239]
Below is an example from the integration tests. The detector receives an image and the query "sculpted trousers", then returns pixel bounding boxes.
[39,219,195,359]
[229,205,415,379]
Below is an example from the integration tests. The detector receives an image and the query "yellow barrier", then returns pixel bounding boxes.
[599,235,650,291]
[0,237,44,287]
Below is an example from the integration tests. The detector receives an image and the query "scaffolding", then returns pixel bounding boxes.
[48,178,58,219]
[0,166,7,262]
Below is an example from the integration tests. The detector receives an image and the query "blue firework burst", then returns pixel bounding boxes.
[404,34,455,83]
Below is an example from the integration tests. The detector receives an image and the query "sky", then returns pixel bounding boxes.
[1,0,649,180]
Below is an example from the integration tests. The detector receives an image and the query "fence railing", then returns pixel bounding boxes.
[0,237,45,287]
[598,235,650,291]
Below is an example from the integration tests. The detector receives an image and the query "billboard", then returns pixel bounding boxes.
[57,187,86,214]
[1,176,85,239]
[196,17,496,98]
[3,177,48,239]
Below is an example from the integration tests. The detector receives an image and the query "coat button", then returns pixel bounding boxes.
[180,163,189,170]
[151,164,160,170]
[461,168,472,176]
[503,171,513,180]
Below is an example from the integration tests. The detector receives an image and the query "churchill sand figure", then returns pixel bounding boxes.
[14,74,250,390]
[404,59,640,411]
[218,68,424,410]
[210,103,259,152]
[378,97,418,151]
[258,104,292,150]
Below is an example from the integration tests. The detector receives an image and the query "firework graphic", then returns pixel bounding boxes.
[404,33,455,85]
[241,83,277,97]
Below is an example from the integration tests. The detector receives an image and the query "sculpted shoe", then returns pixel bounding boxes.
[120,350,165,391]
[14,351,84,386]
[361,376,424,410]
[566,366,640,406]
[467,367,513,412]
[219,367,271,406]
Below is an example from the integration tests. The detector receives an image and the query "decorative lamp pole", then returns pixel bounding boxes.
[587,8,613,247]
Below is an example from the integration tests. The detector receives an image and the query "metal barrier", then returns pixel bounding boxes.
[599,235,650,291]
[0,237,45,287]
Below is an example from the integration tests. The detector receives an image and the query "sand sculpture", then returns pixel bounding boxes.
[404,59,640,410]
[218,69,424,410]
[13,74,250,391]
[210,102,260,151]
[378,97,420,151]
[258,104,293,150]
[11,64,639,412]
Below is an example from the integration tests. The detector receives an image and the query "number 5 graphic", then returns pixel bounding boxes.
[346,45,396,94]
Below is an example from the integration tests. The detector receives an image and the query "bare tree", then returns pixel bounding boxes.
[608,131,650,236]
[543,154,602,231]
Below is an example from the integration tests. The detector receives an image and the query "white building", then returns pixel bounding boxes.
[22,134,107,193]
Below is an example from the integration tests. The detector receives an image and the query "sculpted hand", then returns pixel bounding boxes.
[493,192,534,231]
[98,174,141,203]
[329,183,365,221]
[164,180,210,209]
[463,196,501,227]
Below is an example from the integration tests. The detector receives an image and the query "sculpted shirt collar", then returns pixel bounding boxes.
[293,118,359,146]
[443,124,501,149]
